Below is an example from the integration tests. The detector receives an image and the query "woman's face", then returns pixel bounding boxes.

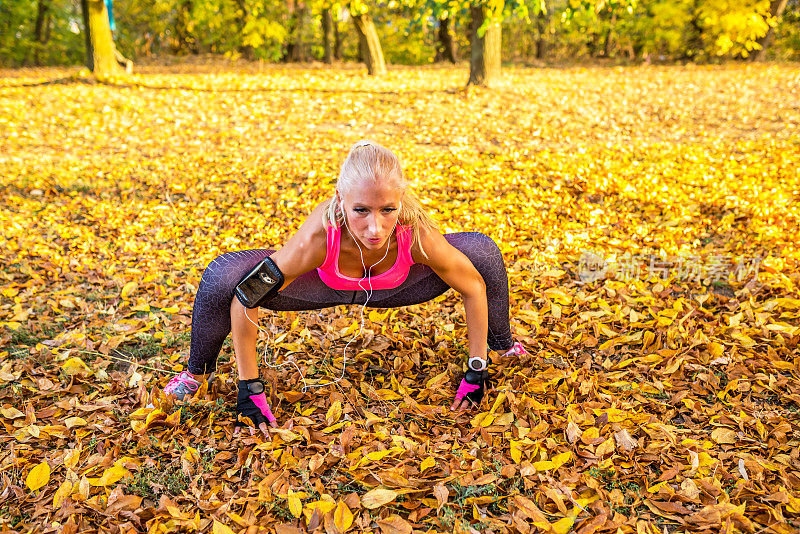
[339,179,404,251]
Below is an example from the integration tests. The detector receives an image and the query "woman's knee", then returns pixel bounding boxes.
[448,232,503,263]
[198,250,267,303]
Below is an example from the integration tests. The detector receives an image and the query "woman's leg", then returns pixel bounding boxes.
[187,249,353,376]
[359,232,515,352]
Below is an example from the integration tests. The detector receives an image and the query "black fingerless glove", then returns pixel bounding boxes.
[236,379,277,428]
[456,369,491,405]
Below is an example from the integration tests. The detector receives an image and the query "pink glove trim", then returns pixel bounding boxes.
[455,379,480,400]
[249,393,277,423]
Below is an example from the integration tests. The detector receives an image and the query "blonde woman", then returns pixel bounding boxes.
[163,141,527,436]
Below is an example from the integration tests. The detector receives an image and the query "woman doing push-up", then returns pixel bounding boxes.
[163,140,527,436]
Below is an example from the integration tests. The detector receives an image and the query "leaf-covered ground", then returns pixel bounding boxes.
[1,63,799,534]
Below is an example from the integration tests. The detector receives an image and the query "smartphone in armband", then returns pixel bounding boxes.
[234,256,285,309]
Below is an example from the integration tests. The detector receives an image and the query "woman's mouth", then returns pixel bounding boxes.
[367,237,382,244]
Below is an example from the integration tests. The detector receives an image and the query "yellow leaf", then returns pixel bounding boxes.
[533,460,555,471]
[376,515,413,534]
[550,450,572,469]
[212,520,235,534]
[373,389,402,400]
[361,487,398,509]
[334,501,354,532]
[595,437,616,457]
[183,446,200,463]
[288,494,303,518]
[512,495,550,528]
[120,281,138,299]
[64,448,81,468]
[731,333,756,348]
[420,456,436,473]
[65,416,87,428]
[711,427,737,445]
[26,461,50,491]
[303,499,337,521]
[552,514,576,534]
[272,428,300,442]
[366,449,393,462]
[52,479,72,507]
[369,309,390,322]
[62,357,91,376]
[510,440,522,463]
[92,464,132,486]
[326,400,343,425]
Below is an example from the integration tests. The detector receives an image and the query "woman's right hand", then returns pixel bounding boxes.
[234,379,278,437]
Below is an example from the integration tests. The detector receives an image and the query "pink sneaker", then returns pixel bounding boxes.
[501,342,528,358]
[163,371,201,401]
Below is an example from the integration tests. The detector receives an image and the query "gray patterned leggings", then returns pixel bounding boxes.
[187,232,514,374]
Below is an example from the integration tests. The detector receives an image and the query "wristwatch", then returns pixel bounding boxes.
[240,378,265,395]
[467,356,488,371]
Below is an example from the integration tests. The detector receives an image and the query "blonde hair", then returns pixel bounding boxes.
[322,140,439,258]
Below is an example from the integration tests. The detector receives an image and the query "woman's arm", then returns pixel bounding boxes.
[413,228,489,409]
[231,200,330,380]
[230,201,330,434]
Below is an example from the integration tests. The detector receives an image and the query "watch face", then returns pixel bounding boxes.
[468,357,487,371]
[246,380,265,395]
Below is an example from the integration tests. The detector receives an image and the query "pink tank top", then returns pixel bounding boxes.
[317,223,415,291]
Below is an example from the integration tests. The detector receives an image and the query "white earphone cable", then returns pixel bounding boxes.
[243,201,396,392]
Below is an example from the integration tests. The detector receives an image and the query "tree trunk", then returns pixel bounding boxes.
[752,0,788,61]
[285,1,308,62]
[80,0,123,78]
[322,8,334,63]
[33,0,51,65]
[434,16,458,63]
[334,17,343,60]
[535,9,547,59]
[468,2,502,87]
[292,2,307,61]
[602,13,617,57]
[351,12,386,76]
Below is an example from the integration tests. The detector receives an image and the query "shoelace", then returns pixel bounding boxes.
[164,370,199,394]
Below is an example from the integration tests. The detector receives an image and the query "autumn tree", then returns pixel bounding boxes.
[467,0,546,87]
[752,0,789,60]
[434,15,458,62]
[80,0,129,77]
[467,0,503,86]
[350,0,386,75]
[31,0,52,65]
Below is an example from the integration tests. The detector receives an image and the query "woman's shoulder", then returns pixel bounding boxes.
[304,199,333,244]
[272,200,331,271]
[409,222,446,265]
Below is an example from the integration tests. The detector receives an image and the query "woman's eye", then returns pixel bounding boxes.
[354,208,367,213]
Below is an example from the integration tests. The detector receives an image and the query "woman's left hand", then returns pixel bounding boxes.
[450,369,490,412]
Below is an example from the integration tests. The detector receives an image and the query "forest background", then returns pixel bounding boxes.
[3,0,800,72]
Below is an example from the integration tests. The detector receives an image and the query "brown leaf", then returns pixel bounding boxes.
[613,428,637,453]
[433,483,448,511]
[376,515,412,534]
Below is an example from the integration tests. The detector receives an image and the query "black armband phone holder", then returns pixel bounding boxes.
[235,256,285,309]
